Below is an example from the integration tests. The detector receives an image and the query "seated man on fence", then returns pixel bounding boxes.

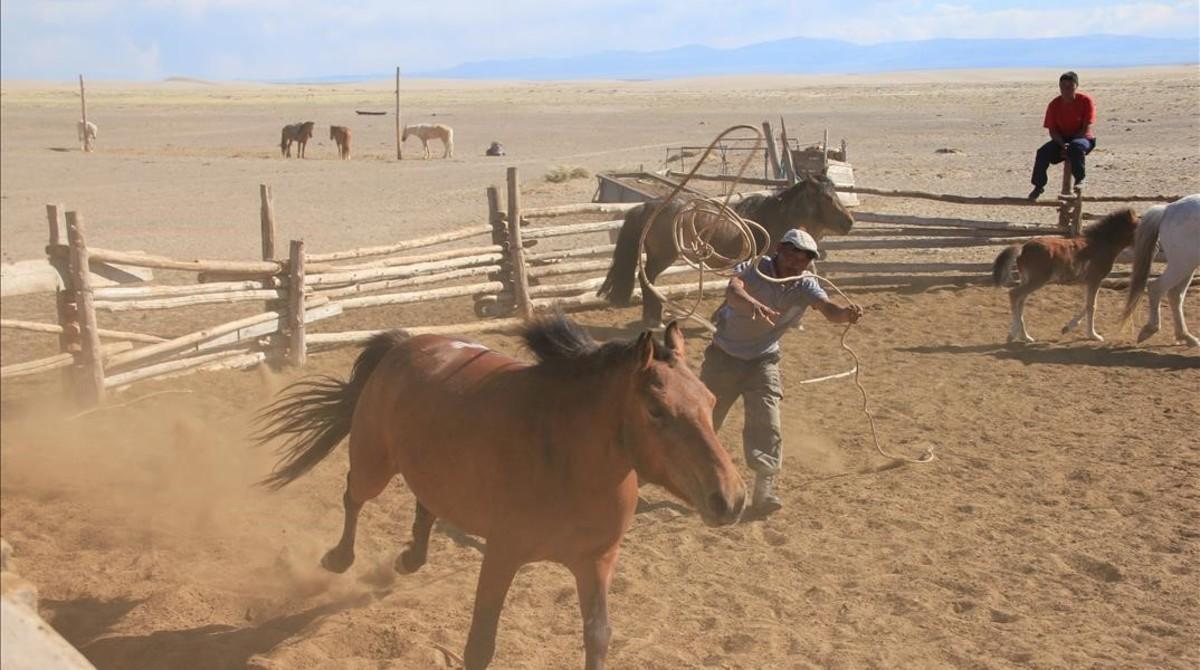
[1028,71,1096,200]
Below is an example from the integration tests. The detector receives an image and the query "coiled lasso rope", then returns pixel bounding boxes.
[636,125,934,465]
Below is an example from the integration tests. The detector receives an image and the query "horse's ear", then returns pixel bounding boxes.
[664,321,685,358]
[636,332,655,370]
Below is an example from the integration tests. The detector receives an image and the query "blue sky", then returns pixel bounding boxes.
[1,1,1197,80]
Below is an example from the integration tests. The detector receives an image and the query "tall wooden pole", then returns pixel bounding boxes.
[395,67,403,160]
[65,211,104,405]
[506,168,533,319]
[79,74,91,152]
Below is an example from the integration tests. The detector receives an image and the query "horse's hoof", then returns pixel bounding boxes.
[1087,333,1104,342]
[394,548,425,574]
[320,548,354,574]
[1180,335,1199,348]
[1137,326,1158,343]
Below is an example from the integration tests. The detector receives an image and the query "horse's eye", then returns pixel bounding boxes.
[647,405,666,421]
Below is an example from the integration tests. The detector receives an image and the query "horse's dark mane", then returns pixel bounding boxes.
[523,316,669,375]
[1084,208,1137,245]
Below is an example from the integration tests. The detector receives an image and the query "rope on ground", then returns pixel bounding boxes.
[66,389,196,421]
[636,124,934,465]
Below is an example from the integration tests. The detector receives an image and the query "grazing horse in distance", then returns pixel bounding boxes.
[597,175,855,325]
[402,123,454,159]
[280,121,316,158]
[330,125,352,160]
[255,316,744,669]
[485,141,505,156]
[1120,194,1200,347]
[77,120,97,152]
[992,208,1139,343]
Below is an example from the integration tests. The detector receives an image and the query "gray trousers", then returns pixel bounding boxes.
[699,344,783,475]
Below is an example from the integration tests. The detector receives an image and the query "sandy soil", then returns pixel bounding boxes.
[1,67,1198,669]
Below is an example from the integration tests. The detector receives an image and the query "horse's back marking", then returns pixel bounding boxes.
[448,340,489,352]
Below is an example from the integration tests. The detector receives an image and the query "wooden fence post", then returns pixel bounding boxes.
[779,117,798,185]
[1070,187,1084,238]
[487,186,504,246]
[487,184,512,284]
[1057,163,1074,229]
[822,128,830,172]
[46,204,75,389]
[287,240,306,367]
[259,184,276,262]
[65,211,104,405]
[761,121,782,179]
[506,168,533,319]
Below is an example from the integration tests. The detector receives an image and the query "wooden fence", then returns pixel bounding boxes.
[2,169,1185,406]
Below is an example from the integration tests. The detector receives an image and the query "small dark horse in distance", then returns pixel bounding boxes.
[255,317,745,669]
[597,174,855,325]
[280,121,315,158]
[992,208,1138,343]
[330,125,351,160]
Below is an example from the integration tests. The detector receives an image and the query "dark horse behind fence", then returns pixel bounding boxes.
[597,175,855,325]
[280,121,316,158]
[255,316,745,669]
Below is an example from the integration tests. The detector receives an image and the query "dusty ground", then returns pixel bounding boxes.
[1,67,1198,669]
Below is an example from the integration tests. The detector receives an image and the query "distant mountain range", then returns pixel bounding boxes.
[403,34,1197,81]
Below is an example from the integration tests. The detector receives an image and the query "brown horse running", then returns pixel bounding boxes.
[330,125,351,160]
[991,208,1138,343]
[597,175,855,325]
[280,121,315,158]
[256,317,745,669]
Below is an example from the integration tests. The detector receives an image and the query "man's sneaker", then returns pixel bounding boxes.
[1027,186,1044,201]
[751,473,783,515]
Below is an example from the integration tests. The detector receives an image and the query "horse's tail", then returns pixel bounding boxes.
[255,330,408,490]
[596,204,648,306]
[991,244,1021,287]
[280,128,289,155]
[1120,207,1163,325]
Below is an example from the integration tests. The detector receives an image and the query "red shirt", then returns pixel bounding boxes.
[1044,93,1096,139]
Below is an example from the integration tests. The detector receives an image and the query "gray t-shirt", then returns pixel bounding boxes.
[712,257,828,360]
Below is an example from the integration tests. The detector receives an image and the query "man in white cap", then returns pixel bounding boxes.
[700,228,863,515]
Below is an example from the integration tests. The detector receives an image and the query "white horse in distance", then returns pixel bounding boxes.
[402,123,454,159]
[77,120,97,152]
[1121,194,1200,347]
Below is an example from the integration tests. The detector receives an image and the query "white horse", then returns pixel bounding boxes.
[77,120,97,151]
[1121,194,1200,347]
[402,123,454,159]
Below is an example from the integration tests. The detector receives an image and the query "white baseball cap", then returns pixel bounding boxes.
[779,228,819,256]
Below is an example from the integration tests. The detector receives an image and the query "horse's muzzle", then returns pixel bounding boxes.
[702,488,746,527]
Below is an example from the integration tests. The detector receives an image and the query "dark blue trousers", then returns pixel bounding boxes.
[1031,137,1096,188]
